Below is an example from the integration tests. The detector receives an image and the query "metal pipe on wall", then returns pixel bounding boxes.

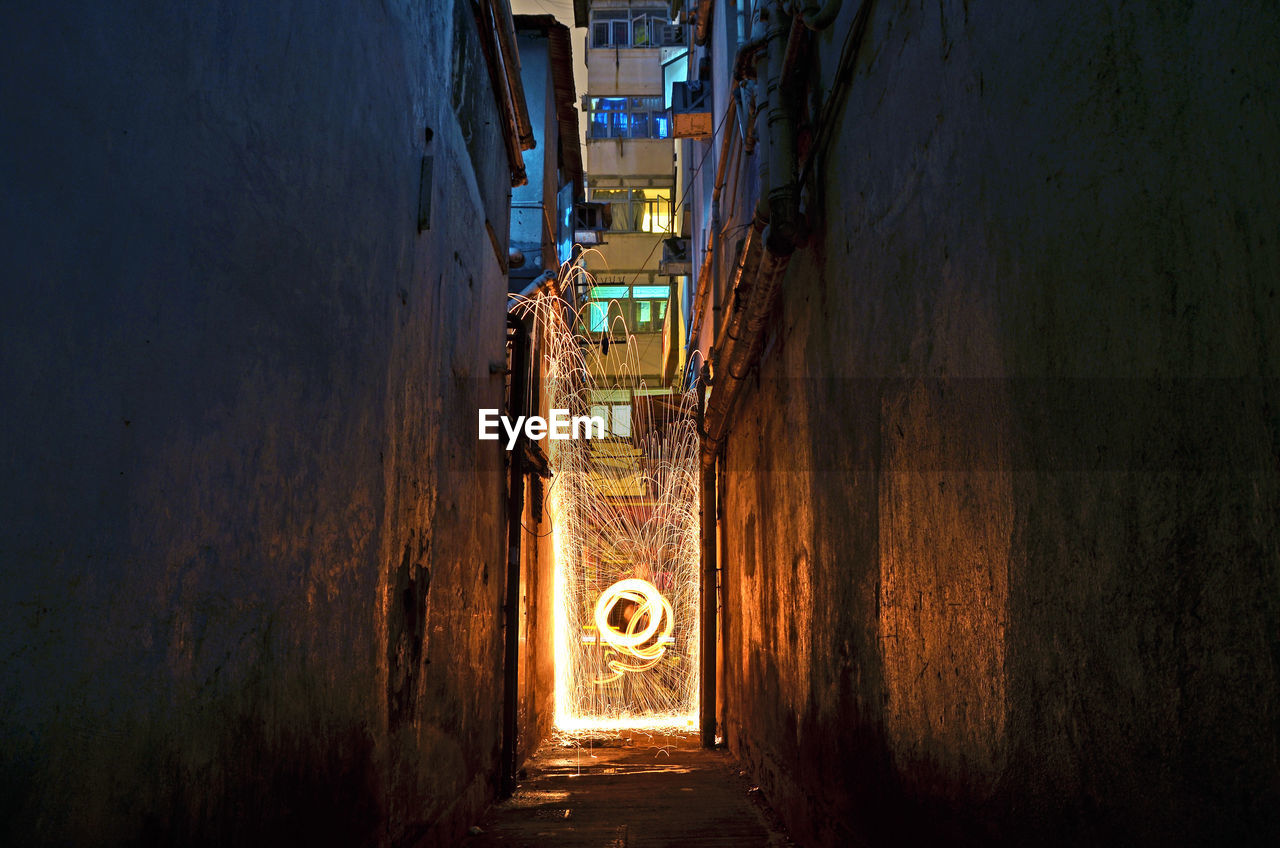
[700,461,718,747]
[701,0,801,469]
[500,314,530,797]
[491,0,537,151]
[474,0,528,185]
[688,95,738,351]
[759,4,799,254]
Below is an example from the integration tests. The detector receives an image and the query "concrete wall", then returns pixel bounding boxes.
[716,1,1280,845]
[0,1,515,844]
[592,332,666,382]
[586,49,666,96]
[587,138,675,179]
[587,231,671,273]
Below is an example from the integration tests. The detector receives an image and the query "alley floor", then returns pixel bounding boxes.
[464,733,794,847]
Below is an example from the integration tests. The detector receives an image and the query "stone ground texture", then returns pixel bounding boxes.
[466,733,795,847]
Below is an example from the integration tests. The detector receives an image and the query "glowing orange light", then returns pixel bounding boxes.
[512,262,699,735]
[592,578,675,683]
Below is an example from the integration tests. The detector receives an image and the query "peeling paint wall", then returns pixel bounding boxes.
[1,1,514,844]
[717,1,1280,845]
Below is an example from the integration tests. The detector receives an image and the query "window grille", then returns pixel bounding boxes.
[589,187,673,233]
[590,7,683,48]
[587,96,671,140]
[582,284,671,335]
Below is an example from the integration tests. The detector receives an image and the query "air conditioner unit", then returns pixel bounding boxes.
[660,237,692,276]
[670,81,712,138]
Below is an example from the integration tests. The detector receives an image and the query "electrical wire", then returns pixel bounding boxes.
[610,98,741,291]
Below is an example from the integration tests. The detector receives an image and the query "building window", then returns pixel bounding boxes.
[583,284,670,335]
[590,188,672,233]
[631,285,671,332]
[590,403,633,437]
[588,390,633,438]
[590,8,684,48]
[587,96,671,140]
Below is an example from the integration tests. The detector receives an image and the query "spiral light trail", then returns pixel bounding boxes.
[511,266,700,733]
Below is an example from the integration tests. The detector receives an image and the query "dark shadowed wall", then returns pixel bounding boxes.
[1,1,515,844]
[717,1,1280,845]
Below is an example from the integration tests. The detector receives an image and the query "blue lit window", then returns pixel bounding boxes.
[587,96,669,140]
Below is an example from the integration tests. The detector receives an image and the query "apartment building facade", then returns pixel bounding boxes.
[573,0,688,400]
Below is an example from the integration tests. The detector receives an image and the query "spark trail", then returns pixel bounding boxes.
[511,272,700,733]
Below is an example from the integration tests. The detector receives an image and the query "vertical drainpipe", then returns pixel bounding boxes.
[710,201,722,340]
[501,314,530,797]
[751,9,773,238]
[700,459,718,747]
[716,452,729,745]
[758,2,799,255]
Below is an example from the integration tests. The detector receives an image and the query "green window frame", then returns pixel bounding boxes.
[581,284,671,335]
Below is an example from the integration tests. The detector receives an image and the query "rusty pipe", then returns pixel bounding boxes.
[500,313,530,796]
[701,1,802,468]
[474,0,527,185]
[755,2,798,255]
[491,0,536,151]
[699,460,718,747]
[688,94,739,353]
[694,0,714,45]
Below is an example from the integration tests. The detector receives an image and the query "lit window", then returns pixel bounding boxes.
[589,188,672,233]
[588,301,609,333]
[612,404,632,437]
[588,390,634,439]
[633,285,669,332]
[580,284,671,335]
[587,96,670,140]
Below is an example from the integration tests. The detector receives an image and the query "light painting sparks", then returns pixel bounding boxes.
[511,266,700,733]
[592,578,676,684]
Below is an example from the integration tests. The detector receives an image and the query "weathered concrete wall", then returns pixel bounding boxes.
[0,1,514,844]
[719,1,1280,845]
[585,50,666,96]
[587,231,670,272]
[587,138,675,179]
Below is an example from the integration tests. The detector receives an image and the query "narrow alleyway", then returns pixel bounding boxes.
[466,734,793,847]
[6,2,1280,846]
